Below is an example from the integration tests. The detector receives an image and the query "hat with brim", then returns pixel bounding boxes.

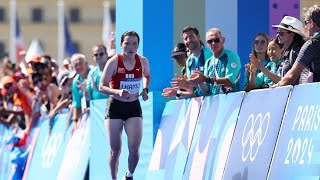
[171,43,186,58]
[171,51,185,58]
[272,16,305,38]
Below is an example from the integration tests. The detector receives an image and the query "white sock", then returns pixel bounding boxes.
[126,171,133,177]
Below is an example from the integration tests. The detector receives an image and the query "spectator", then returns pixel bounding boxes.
[70,53,91,130]
[163,26,213,99]
[249,38,284,88]
[275,5,320,86]
[48,70,76,134]
[63,59,71,71]
[2,57,17,76]
[86,44,109,100]
[171,43,187,77]
[1,76,34,134]
[273,16,309,85]
[188,28,241,95]
[243,33,270,91]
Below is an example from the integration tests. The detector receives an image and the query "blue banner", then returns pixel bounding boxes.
[152,97,202,180]
[268,83,320,180]
[90,99,109,180]
[184,92,245,180]
[26,113,71,180]
[146,99,186,179]
[57,112,90,180]
[0,124,12,180]
[223,87,292,179]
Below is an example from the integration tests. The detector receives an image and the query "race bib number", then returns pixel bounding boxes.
[120,78,142,94]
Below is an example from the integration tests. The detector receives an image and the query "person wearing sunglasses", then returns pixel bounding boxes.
[243,33,270,91]
[275,5,320,87]
[249,38,284,88]
[164,26,213,99]
[272,15,310,85]
[86,44,109,101]
[188,28,241,95]
[99,31,150,180]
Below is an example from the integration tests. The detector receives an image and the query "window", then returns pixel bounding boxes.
[0,42,6,59]
[0,7,6,22]
[32,7,43,23]
[69,8,80,23]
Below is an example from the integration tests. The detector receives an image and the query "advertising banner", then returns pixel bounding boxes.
[268,83,320,180]
[223,87,291,180]
[26,113,71,180]
[184,92,245,180]
[146,99,187,179]
[57,112,90,180]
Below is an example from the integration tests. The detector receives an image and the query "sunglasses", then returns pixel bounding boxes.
[304,19,312,25]
[254,39,266,45]
[4,83,13,90]
[277,31,290,36]
[93,52,105,57]
[206,38,220,44]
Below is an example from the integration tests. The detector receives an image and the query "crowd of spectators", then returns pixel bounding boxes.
[162,5,320,99]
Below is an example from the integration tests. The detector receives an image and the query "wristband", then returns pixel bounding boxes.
[176,90,181,98]
[143,88,149,94]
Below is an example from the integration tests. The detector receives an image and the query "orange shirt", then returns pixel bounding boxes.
[13,91,33,115]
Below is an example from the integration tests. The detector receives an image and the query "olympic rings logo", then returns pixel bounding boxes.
[241,113,270,161]
[41,133,62,168]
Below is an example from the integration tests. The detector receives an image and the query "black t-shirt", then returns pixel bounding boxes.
[281,42,301,85]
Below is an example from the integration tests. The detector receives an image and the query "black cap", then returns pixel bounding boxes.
[171,43,186,58]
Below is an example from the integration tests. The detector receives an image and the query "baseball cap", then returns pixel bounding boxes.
[171,43,186,58]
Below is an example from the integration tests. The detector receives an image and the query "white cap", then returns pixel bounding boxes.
[63,59,70,65]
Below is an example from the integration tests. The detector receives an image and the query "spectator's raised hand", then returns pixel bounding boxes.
[91,77,98,90]
[77,80,87,91]
[250,63,257,74]
[171,75,189,89]
[245,63,251,72]
[249,54,263,70]
[188,70,206,86]
[161,87,177,98]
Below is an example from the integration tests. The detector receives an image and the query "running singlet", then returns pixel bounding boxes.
[110,54,143,94]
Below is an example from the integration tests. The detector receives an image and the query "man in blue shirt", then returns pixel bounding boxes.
[189,28,241,95]
[71,53,91,126]
[86,44,109,100]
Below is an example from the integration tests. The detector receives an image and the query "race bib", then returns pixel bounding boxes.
[120,77,142,94]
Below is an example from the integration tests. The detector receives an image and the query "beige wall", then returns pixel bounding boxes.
[300,0,319,20]
[173,0,205,75]
[0,0,115,65]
